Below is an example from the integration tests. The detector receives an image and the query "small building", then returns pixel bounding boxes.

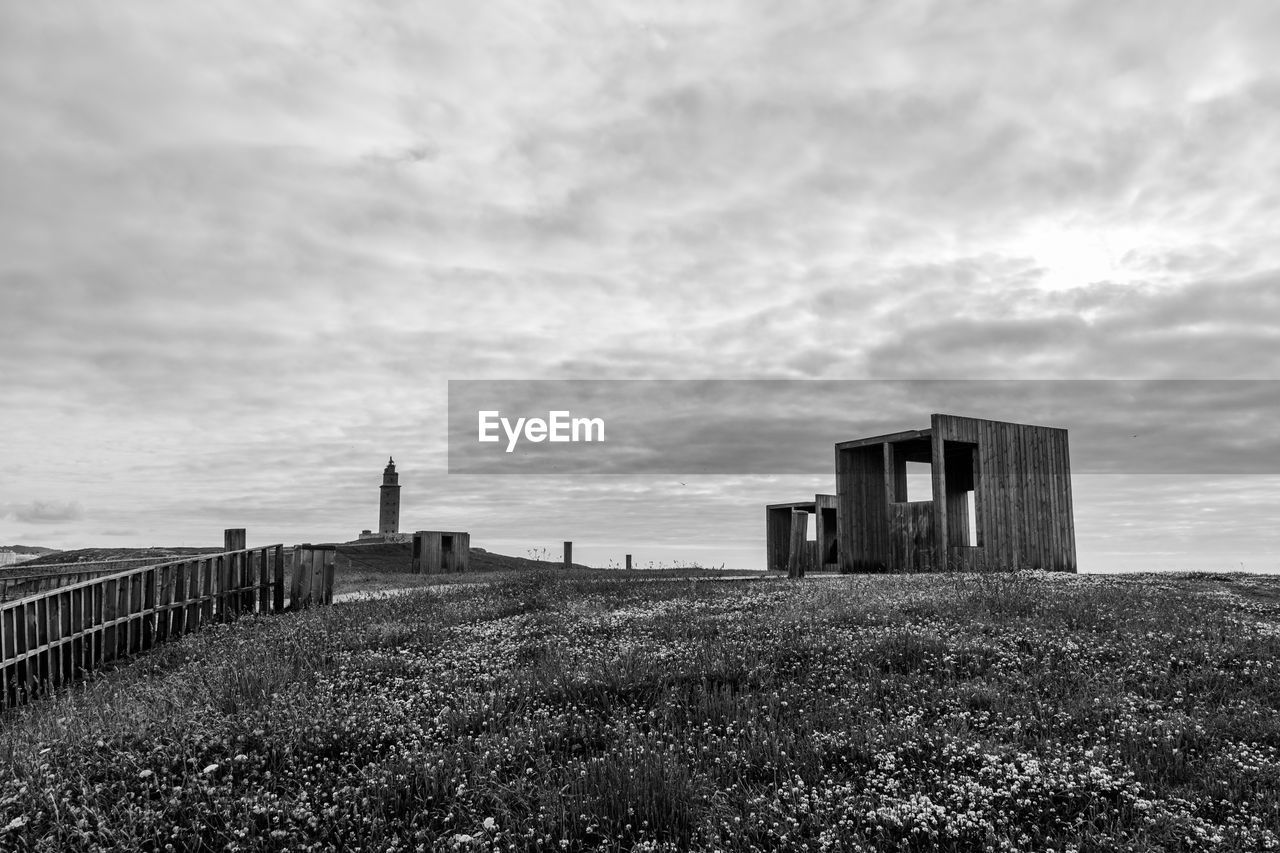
[412,530,470,574]
[835,413,1076,573]
[765,494,838,574]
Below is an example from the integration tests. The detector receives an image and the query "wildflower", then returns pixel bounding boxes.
[203,763,220,775]
[483,817,497,832]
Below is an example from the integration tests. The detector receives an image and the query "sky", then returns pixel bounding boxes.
[2,1,1279,572]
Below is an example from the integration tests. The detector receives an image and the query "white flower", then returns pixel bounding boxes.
[483,817,497,831]
[203,763,220,775]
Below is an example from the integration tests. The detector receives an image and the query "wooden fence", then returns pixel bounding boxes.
[0,562,155,603]
[1,540,336,709]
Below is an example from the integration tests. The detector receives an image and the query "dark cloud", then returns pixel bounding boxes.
[4,501,85,524]
[862,270,1280,379]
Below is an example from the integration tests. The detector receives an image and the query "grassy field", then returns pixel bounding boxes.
[332,566,761,597]
[2,570,1279,852]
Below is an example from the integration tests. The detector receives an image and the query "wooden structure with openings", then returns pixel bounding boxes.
[411,530,470,574]
[765,494,838,575]
[835,414,1076,573]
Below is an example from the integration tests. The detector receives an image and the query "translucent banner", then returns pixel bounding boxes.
[447,379,1280,475]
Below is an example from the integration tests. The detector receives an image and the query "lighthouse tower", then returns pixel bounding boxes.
[379,457,401,535]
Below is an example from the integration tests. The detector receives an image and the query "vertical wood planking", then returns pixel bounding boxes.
[272,546,285,613]
[765,508,784,571]
[49,592,62,688]
[835,445,853,573]
[217,555,230,621]
[1053,430,1068,569]
[986,418,1003,570]
[1,605,9,704]
[835,444,891,572]
[1014,423,1029,567]
[289,548,303,610]
[257,549,269,614]
[1059,428,1077,571]
[1038,428,1054,567]
[929,417,947,571]
[309,549,323,604]
[224,530,246,616]
[322,550,335,605]
[787,510,808,578]
[2,541,293,709]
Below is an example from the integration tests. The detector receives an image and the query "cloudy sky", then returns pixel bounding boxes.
[2,1,1279,571]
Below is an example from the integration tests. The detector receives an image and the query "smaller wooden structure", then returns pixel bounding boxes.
[765,494,838,575]
[835,413,1076,573]
[411,530,470,574]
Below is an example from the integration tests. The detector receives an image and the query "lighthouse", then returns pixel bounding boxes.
[379,456,401,535]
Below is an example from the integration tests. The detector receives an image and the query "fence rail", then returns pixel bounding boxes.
[1,540,336,709]
[0,564,154,602]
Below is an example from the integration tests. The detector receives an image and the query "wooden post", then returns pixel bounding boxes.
[224,528,246,551]
[307,549,322,604]
[224,530,246,615]
[787,510,808,579]
[272,545,285,613]
[290,545,336,610]
[289,547,303,610]
[253,549,267,614]
[563,541,572,569]
[625,554,632,571]
[321,550,335,605]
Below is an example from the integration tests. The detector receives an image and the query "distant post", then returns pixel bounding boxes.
[563,541,573,569]
[625,554,632,571]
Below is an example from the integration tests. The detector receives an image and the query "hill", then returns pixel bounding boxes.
[15,543,596,575]
[17,546,222,568]
[334,540,593,573]
[0,545,57,555]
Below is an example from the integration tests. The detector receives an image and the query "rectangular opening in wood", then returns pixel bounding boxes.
[905,461,932,502]
[967,490,978,547]
[820,507,838,565]
[943,441,980,547]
